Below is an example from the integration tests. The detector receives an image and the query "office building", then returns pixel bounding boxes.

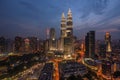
[85,31,95,59]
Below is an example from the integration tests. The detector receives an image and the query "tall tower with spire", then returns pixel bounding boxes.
[105,32,112,53]
[66,8,73,37]
[61,13,66,38]
[59,8,74,55]
[105,32,112,58]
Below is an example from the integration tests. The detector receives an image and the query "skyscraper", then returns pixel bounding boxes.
[50,28,56,40]
[61,13,66,38]
[85,31,95,59]
[85,33,89,58]
[60,8,74,55]
[64,8,74,55]
[49,28,56,51]
[105,32,112,53]
[66,8,73,37]
[105,32,112,58]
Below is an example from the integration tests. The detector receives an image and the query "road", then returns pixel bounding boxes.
[6,63,44,80]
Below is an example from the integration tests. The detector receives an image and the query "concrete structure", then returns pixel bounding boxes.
[85,31,95,59]
[49,28,57,51]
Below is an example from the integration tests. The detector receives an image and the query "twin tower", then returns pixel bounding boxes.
[60,9,74,55]
[61,8,73,38]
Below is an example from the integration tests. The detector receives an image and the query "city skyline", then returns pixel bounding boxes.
[0,0,120,40]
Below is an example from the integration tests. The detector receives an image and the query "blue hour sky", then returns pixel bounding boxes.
[0,0,120,40]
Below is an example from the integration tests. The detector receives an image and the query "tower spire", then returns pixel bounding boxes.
[61,12,65,19]
[68,8,71,13]
[66,8,73,37]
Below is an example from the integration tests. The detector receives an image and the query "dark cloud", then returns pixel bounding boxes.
[79,0,109,18]
[19,1,39,13]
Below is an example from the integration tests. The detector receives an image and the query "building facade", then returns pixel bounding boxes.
[85,31,95,59]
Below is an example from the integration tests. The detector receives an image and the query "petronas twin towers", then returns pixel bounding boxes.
[61,8,73,38]
[60,8,74,55]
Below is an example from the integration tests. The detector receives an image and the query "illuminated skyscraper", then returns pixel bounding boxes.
[105,32,112,53]
[64,8,74,55]
[61,12,66,38]
[66,8,73,37]
[49,28,56,51]
[60,12,66,51]
[59,8,74,55]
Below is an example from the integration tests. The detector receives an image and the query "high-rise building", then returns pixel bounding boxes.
[105,32,112,59]
[60,13,66,52]
[66,8,73,37]
[85,31,95,59]
[50,28,56,40]
[105,32,112,53]
[99,43,106,58]
[61,13,66,38]
[6,39,14,52]
[59,8,74,56]
[64,9,74,55]
[44,39,49,51]
[0,37,6,53]
[49,28,56,51]
[89,31,95,58]
[28,37,38,52]
[14,36,23,53]
[24,38,30,52]
[85,33,89,58]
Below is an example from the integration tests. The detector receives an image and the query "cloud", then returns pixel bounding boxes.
[19,1,39,13]
[98,28,120,32]
[78,0,109,18]
[0,0,120,39]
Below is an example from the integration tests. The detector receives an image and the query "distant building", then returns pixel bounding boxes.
[24,38,30,52]
[14,36,23,53]
[105,32,112,53]
[85,33,89,58]
[28,37,38,52]
[45,39,49,51]
[101,60,112,77]
[105,32,112,58]
[0,37,6,53]
[99,43,106,59]
[6,39,14,52]
[85,31,95,59]
[49,28,57,51]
